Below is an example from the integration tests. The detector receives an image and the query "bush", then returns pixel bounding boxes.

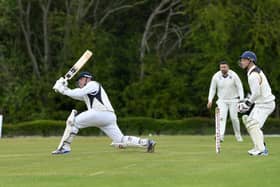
[3,120,65,137]
[3,120,101,137]
[2,117,280,137]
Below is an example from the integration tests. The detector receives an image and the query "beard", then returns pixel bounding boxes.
[221,70,228,75]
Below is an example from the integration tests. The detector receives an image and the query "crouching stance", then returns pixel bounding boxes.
[238,51,275,156]
[52,72,156,154]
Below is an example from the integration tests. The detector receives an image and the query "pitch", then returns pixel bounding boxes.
[0,136,279,187]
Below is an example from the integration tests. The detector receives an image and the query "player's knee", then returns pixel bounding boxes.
[66,109,77,126]
[231,116,239,122]
[241,115,248,125]
[245,118,259,130]
[72,126,79,134]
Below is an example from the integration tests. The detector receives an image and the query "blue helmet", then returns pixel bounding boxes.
[240,51,257,63]
[76,71,93,81]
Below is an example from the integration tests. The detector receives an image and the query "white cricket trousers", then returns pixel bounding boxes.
[74,110,123,143]
[248,101,275,128]
[216,100,241,138]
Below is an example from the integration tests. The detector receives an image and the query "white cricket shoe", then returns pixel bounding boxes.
[51,147,71,155]
[247,147,257,155]
[236,136,243,142]
[248,149,268,156]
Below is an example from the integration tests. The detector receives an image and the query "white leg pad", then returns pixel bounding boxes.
[244,118,265,152]
[111,136,148,149]
[57,110,79,150]
[242,115,248,125]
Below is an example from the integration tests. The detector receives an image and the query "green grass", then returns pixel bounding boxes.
[0,135,279,187]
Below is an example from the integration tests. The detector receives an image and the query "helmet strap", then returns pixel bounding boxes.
[83,77,92,87]
[246,60,255,72]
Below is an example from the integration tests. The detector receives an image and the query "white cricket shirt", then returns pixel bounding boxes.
[63,81,115,112]
[208,70,244,102]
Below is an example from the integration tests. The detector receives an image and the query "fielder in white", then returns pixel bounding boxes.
[238,51,275,156]
[52,71,156,155]
[208,61,244,142]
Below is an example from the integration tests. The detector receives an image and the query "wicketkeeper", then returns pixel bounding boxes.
[238,51,275,156]
[52,71,156,154]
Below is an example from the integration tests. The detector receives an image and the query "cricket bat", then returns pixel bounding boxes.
[64,50,93,80]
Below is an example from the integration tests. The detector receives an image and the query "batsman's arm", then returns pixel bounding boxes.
[63,88,84,101]
[247,73,261,103]
[63,81,99,99]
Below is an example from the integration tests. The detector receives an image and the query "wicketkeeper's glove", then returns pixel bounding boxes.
[237,99,253,113]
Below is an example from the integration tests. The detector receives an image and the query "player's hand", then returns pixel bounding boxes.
[207,101,212,109]
[57,77,68,86]
[53,77,68,93]
[237,99,253,113]
[53,82,67,94]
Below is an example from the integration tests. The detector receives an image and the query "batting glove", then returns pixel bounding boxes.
[53,77,68,94]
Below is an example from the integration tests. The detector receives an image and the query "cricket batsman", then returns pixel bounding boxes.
[208,61,244,142]
[238,51,275,156]
[52,71,156,154]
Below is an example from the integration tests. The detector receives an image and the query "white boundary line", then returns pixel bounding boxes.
[89,171,105,176]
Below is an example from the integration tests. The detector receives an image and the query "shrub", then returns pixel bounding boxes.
[2,117,280,137]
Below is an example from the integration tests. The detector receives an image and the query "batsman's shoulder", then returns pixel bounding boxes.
[86,80,99,87]
[248,72,260,79]
[248,72,261,84]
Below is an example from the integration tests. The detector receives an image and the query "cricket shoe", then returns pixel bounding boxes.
[248,144,268,155]
[264,148,269,155]
[248,149,268,156]
[236,136,243,142]
[147,140,156,153]
[247,147,257,155]
[52,148,71,155]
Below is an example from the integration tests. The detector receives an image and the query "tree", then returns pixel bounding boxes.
[139,0,187,80]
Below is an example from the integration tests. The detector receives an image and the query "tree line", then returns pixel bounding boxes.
[0,0,279,123]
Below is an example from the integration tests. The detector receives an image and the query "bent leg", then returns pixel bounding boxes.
[244,112,265,152]
[100,121,149,148]
[52,110,79,154]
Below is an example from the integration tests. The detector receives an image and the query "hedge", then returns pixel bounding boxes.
[2,117,280,137]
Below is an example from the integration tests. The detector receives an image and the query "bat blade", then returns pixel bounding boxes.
[64,50,93,80]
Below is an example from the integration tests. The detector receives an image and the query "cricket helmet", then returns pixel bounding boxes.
[76,71,93,81]
[240,51,257,63]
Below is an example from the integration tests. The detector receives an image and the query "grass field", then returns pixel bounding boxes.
[0,135,279,187]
